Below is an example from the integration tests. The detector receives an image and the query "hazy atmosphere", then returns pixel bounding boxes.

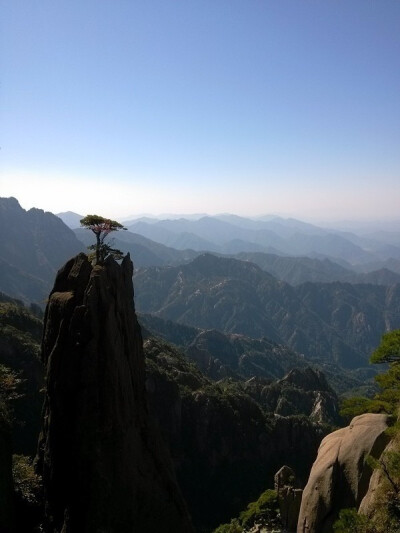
[1,1,400,221]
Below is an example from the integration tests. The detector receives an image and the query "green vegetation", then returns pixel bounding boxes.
[12,454,41,505]
[12,454,42,532]
[0,297,44,455]
[0,299,32,429]
[333,508,371,533]
[340,396,392,420]
[213,489,279,532]
[367,449,400,494]
[0,364,21,427]
[340,330,400,421]
[213,519,243,533]
[144,336,209,393]
[371,330,400,414]
[332,446,400,532]
[333,494,400,533]
[0,301,42,342]
[239,489,279,529]
[371,330,400,364]
[80,214,126,263]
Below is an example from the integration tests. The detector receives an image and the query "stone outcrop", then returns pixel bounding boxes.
[37,253,193,533]
[274,466,302,532]
[250,367,340,426]
[276,368,340,424]
[297,413,390,533]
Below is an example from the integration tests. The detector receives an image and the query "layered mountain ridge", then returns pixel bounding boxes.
[134,253,400,369]
[3,196,400,306]
[0,197,84,303]
[124,214,400,265]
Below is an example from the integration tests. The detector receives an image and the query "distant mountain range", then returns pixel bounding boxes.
[234,252,400,286]
[121,214,400,265]
[133,253,400,369]
[1,197,400,306]
[55,210,83,229]
[0,198,84,303]
[58,208,400,280]
[58,210,400,265]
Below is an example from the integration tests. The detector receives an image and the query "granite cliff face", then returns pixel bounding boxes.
[37,253,193,533]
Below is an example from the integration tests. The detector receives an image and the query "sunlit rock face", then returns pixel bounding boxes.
[297,413,390,533]
[37,253,193,533]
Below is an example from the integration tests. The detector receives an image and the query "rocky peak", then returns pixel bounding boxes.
[37,253,193,532]
[278,367,332,393]
[255,366,340,425]
[274,465,302,532]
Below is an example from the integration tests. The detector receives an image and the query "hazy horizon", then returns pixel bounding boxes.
[1,1,399,221]
[7,195,400,234]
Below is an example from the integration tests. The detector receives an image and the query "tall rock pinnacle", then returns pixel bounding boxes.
[37,253,193,533]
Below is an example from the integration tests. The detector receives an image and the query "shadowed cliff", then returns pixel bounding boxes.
[37,252,193,533]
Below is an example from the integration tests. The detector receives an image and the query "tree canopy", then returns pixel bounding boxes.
[340,329,400,420]
[80,215,127,264]
[370,330,400,364]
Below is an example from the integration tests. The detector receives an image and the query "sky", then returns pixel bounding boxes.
[1,1,400,222]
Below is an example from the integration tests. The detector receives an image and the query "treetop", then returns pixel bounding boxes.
[80,214,127,263]
[370,329,400,364]
[80,215,126,232]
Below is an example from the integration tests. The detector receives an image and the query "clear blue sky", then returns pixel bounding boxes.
[1,1,399,221]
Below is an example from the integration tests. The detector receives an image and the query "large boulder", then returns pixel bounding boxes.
[297,413,390,532]
[37,253,193,533]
